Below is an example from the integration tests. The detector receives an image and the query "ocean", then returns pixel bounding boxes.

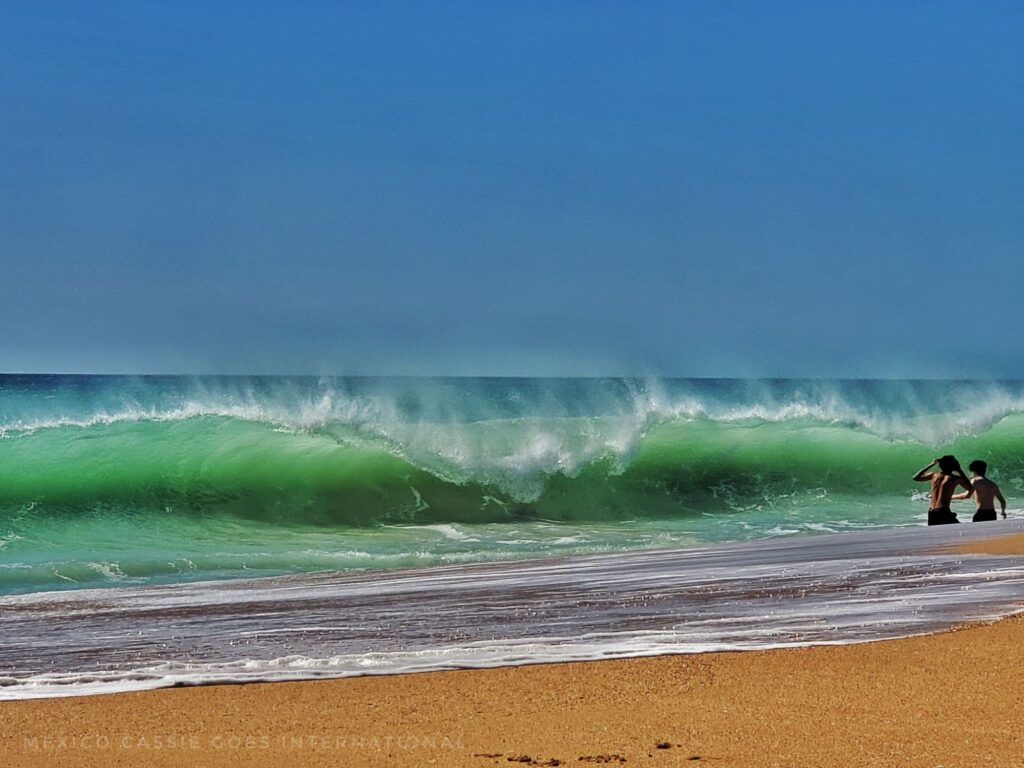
[3,375,1024,698]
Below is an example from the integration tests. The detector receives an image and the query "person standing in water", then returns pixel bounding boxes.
[913,455,972,525]
[952,460,1007,522]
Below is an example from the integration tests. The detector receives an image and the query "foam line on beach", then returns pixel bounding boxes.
[2,522,1023,700]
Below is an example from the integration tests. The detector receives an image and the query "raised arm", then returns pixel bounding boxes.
[913,459,939,482]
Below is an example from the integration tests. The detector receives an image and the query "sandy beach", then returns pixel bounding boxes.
[7,0,1024,763]
[1,532,1021,768]
[951,531,1024,556]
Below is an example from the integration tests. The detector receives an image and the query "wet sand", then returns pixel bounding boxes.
[953,530,1024,556]
[3,532,1023,768]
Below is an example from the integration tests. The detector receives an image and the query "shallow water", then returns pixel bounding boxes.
[3,522,1023,699]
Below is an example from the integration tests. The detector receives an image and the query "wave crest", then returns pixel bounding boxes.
[3,376,1024,527]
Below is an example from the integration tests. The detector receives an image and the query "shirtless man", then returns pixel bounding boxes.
[913,455,972,525]
[952,460,1007,522]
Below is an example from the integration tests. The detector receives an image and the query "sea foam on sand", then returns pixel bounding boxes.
[3,521,1024,700]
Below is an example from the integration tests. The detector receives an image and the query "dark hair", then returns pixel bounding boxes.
[968,460,988,477]
[937,455,961,474]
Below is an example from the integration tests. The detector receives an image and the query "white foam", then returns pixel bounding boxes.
[5,379,1024,505]
[3,522,1023,700]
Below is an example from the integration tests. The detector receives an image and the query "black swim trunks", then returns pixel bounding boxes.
[928,507,960,526]
[973,509,998,522]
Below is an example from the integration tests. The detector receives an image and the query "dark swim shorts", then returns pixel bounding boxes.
[973,509,998,522]
[928,507,960,526]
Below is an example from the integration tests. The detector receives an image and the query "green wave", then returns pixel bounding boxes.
[2,413,1022,528]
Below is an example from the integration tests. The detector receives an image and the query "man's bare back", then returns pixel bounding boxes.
[913,456,972,525]
[952,460,1007,521]
[929,471,970,509]
[965,477,1004,510]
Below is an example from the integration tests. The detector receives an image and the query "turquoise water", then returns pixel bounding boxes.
[2,375,1022,594]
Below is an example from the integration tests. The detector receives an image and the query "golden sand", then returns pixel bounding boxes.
[3,534,1023,768]
[952,530,1024,556]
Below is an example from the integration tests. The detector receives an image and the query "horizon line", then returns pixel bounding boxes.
[0,371,1019,383]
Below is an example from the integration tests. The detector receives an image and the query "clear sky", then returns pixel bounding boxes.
[1,1,1021,377]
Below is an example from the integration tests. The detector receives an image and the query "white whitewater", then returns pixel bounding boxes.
[2,522,1023,699]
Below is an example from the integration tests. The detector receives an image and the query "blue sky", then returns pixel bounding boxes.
[1,1,1022,376]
